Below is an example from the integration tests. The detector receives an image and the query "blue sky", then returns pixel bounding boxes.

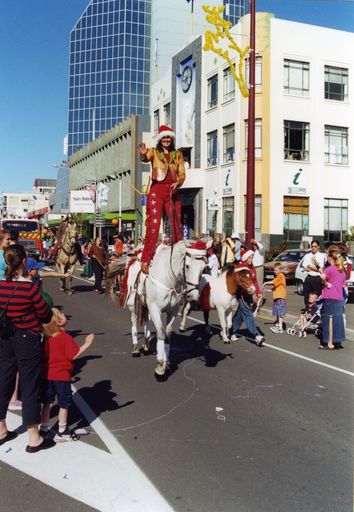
[0,0,353,194]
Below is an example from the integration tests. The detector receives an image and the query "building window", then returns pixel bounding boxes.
[284,59,309,96]
[284,120,310,161]
[207,130,218,167]
[244,195,262,240]
[206,201,218,237]
[223,124,235,163]
[163,102,171,126]
[283,196,309,242]
[207,74,218,109]
[153,109,160,134]
[324,65,348,101]
[223,67,235,101]
[324,198,348,242]
[324,125,348,165]
[222,197,234,237]
[245,55,262,93]
[245,119,262,158]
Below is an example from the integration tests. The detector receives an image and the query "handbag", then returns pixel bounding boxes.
[0,285,19,340]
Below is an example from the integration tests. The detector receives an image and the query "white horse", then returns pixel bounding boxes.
[179,267,255,343]
[55,225,78,295]
[124,240,207,379]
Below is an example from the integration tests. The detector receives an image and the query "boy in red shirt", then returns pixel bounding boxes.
[40,308,94,442]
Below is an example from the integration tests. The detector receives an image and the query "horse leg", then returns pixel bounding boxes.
[216,305,230,343]
[204,310,212,335]
[179,300,191,332]
[148,303,167,377]
[67,272,73,295]
[141,316,152,355]
[129,303,141,358]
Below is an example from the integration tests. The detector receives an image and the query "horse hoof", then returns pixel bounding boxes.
[154,361,168,379]
[68,291,73,296]
[179,327,185,332]
[141,340,150,355]
[60,288,65,292]
[223,339,230,344]
[132,346,141,358]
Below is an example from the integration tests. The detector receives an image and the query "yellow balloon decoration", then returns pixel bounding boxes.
[202,5,250,98]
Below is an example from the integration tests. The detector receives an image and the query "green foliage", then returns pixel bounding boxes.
[344,226,354,242]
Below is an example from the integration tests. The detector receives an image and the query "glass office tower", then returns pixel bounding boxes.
[68,0,151,156]
[223,0,250,26]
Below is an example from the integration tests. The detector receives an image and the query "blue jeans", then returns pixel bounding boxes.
[232,298,260,339]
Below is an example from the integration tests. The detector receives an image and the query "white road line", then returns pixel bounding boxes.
[182,313,354,378]
[1,410,173,512]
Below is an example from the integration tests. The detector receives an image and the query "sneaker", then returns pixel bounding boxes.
[255,335,265,347]
[8,400,22,411]
[270,326,281,333]
[54,428,80,443]
[230,334,239,342]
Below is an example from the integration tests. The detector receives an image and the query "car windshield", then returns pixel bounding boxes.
[2,220,39,233]
[275,251,303,262]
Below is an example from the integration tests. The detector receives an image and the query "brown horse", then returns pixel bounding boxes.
[55,225,78,295]
[180,267,255,343]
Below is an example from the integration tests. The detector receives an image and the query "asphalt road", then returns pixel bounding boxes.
[0,270,353,512]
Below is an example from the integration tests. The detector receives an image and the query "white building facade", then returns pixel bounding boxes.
[149,13,354,247]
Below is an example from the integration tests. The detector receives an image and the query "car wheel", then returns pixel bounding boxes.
[296,280,304,296]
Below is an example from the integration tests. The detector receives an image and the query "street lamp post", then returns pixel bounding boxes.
[245,0,256,245]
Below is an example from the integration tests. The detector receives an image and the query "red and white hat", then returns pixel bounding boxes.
[240,248,254,262]
[187,239,207,256]
[156,125,176,143]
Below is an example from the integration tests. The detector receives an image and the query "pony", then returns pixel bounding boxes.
[179,266,255,343]
[55,224,78,295]
[124,240,207,379]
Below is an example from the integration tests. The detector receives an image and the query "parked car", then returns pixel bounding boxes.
[295,254,354,301]
[263,249,308,283]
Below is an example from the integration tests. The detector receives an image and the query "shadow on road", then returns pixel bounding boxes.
[169,324,233,373]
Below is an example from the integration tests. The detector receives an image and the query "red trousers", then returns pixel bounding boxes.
[141,182,183,264]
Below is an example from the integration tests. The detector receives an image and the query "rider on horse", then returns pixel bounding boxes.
[52,214,84,264]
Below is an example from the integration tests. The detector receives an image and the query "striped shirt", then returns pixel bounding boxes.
[0,278,52,332]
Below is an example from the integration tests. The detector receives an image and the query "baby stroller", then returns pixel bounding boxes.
[287,296,323,338]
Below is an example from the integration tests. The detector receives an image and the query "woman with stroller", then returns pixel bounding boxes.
[319,248,346,350]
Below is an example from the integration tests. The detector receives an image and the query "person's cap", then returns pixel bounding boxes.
[25,258,45,272]
[240,249,254,262]
[156,125,176,142]
[231,232,240,239]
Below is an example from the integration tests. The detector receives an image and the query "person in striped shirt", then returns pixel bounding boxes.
[0,244,53,453]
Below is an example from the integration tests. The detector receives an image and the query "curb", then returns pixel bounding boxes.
[259,307,354,342]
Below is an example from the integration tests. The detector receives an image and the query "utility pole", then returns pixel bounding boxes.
[245,0,256,245]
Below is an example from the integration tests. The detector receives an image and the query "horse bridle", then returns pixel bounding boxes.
[58,230,77,257]
[183,251,207,295]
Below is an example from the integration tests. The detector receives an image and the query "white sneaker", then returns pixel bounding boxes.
[255,335,265,346]
[270,326,280,333]
[230,334,239,342]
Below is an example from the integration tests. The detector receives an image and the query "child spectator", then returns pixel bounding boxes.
[40,308,94,441]
[263,262,287,333]
[300,292,320,330]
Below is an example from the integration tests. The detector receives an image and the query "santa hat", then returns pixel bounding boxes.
[187,239,207,256]
[156,125,176,143]
[240,248,254,262]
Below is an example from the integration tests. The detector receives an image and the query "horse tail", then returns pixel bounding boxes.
[118,257,138,308]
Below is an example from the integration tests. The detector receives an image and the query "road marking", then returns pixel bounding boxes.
[1,406,173,512]
[183,313,354,378]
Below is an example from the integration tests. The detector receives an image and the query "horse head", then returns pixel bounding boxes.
[62,224,78,250]
[234,268,256,295]
[184,241,208,302]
